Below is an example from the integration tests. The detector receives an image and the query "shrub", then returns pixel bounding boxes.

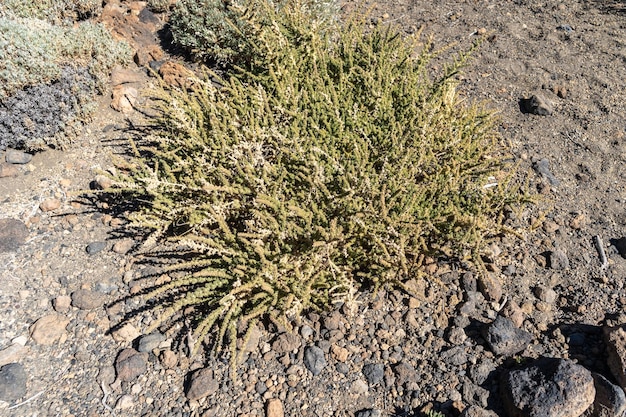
[0,0,102,23]
[108,1,529,368]
[168,0,339,66]
[0,16,131,149]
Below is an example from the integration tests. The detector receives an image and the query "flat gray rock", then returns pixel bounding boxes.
[0,363,27,402]
[501,357,595,417]
[303,345,326,376]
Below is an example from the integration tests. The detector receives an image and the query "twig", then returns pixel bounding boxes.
[7,390,44,410]
[593,235,609,270]
[100,381,116,416]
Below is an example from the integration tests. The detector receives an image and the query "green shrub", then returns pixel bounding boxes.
[168,0,339,66]
[108,0,529,367]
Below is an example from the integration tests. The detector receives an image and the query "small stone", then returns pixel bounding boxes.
[0,163,18,178]
[549,249,569,270]
[523,93,553,116]
[323,311,343,331]
[71,289,106,310]
[477,272,503,302]
[300,324,314,340]
[115,348,147,382]
[501,299,525,328]
[53,295,72,312]
[336,363,349,374]
[483,316,532,356]
[590,372,626,417]
[331,344,349,362]
[265,398,284,417]
[0,363,27,401]
[137,332,166,353]
[362,363,384,385]
[460,405,498,417]
[534,285,557,304]
[303,345,326,376]
[112,239,134,254]
[533,158,560,186]
[185,368,218,401]
[272,332,301,354]
[0,218,28,252]
[115,394,135,410]
[5,149,32,164]
[604,325,626,389]
[39,198,61,212]
[570,214,586,230]
[351,379,369,395]
[111,323,141,343]
[393,361,418,387]
[111,85,138,113]
[501,357,595,417]
[92,175,113,190]
[441,346,468,366]
[355,408,382,417]
[256,380,268,395]
[30,314,69,345]
[159,349,178,369]
[0,344,28,367]
[86,241,107,255]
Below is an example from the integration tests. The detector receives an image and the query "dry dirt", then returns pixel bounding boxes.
[1,1,626,416]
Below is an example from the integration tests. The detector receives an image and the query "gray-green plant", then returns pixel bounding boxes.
[168,0,339,66]
[0,0,101,23]
[0,17,130,98]
[107,0,530,369]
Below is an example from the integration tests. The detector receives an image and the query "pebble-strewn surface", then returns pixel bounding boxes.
[2,0,626,416]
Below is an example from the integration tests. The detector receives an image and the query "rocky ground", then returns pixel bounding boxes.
[1,0,626,416]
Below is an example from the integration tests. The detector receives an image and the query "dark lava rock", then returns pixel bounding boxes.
[588,372,626,417]
[0,363,27,402]
[362,363,384,386]
[86,241,107,255]
[521,94,553,116]
[501,357,595,417]
[303,345,326,376]
[483,316,532,356]
[185,368,218,401]
[355,409,382,417]
[0,218,28,252]
[115,348,147,382]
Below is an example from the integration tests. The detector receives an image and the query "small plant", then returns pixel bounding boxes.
[0,0,102,23]
[0,13,131,149]
[168,0,339,66]
[107,0,530,369]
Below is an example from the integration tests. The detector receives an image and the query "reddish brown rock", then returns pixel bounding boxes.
[158,61,195,89]
[265,398,284,417]
[115,348,147,382]
[185,368,218,401]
